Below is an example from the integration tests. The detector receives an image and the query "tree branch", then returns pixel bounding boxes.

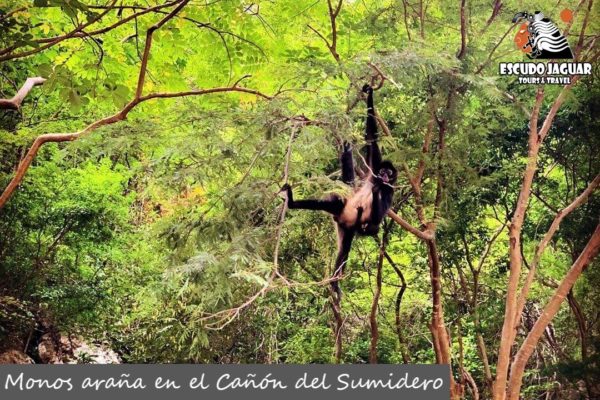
[306,0,342,62]
[136,0,190,98]
[513,174,600,330]
[494,86,545,399]
[386,210,434,241]
[386,251,410,363]
[507,222,600,400]
[481,0,502,34]
[495,28,590,394]
[0,0,119,62]
[0,77,46,110]
[369,228,388,363]
[457,0,467,59]
[0,83,273,210]
[33,1,181,45]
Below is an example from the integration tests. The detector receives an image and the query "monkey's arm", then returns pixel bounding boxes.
[340,142,356,185]
[362,84,382,172]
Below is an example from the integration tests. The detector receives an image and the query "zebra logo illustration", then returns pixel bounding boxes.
[512,11,574,59]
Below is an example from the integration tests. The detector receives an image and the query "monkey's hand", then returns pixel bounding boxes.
[372,175,384,187]
[279,183,292,201]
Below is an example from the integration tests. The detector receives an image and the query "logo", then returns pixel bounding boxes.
[499,9,592,84]
[512,10,573,59]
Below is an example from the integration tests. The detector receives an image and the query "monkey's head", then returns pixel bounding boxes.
[377,161,397,185]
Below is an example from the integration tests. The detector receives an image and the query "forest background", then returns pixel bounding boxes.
[0,1,598,399]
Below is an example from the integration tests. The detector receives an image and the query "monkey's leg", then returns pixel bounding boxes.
[289,198,344,215]
[354,207,364,231]
[331,227,355,299]
[284,185,345,215]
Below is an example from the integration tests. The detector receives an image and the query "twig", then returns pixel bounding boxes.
[0,0,120,62]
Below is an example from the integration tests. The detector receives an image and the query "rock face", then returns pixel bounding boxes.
[71,339,121,364]
[37,333,64,364]
[0,349,34,364]
[37,333,121,364]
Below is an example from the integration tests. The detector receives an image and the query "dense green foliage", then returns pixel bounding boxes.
[0,0,598,398]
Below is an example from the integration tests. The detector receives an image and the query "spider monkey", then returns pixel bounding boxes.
[282,84,397,298]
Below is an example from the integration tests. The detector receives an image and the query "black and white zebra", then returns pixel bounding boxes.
[512,11,573,59]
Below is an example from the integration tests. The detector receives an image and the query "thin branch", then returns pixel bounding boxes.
[0,7,27,23]
[474,23,518,75]
[307,24,333,54]
[34,1,180,45]
[457,0,467,59]
[481,0,502,34]
[386,251,411,363]
[200,128,298,330]
[401,0,412,41]
[574,0,594,58]
[0,0,119,62]
[477,220,508,272]
[307,0,342,62]
[369,234,385,363]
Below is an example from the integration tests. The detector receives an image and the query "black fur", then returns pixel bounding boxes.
[284,85,396,298]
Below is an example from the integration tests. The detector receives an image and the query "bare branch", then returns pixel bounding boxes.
[327,0,342,59]
[538,77,580,142]
[507,222,600,400]
[401,0,412,41]
[0,84,273,209]
[136,0,190,98]
[477,221,508,272]
[232,74,252,88]
[0,7,27,23]
[493,85,545,400]
[457,0,467,59]
[369,230,387,363]
[0,77,46,110]
[307,24,332,53]
[481,0,502,34]
[141,86,273,101]
[514,174,600,329]
[307,0,342,62]
[575,0,594,58]
[386,210,434,241]
[474,23,518,75]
